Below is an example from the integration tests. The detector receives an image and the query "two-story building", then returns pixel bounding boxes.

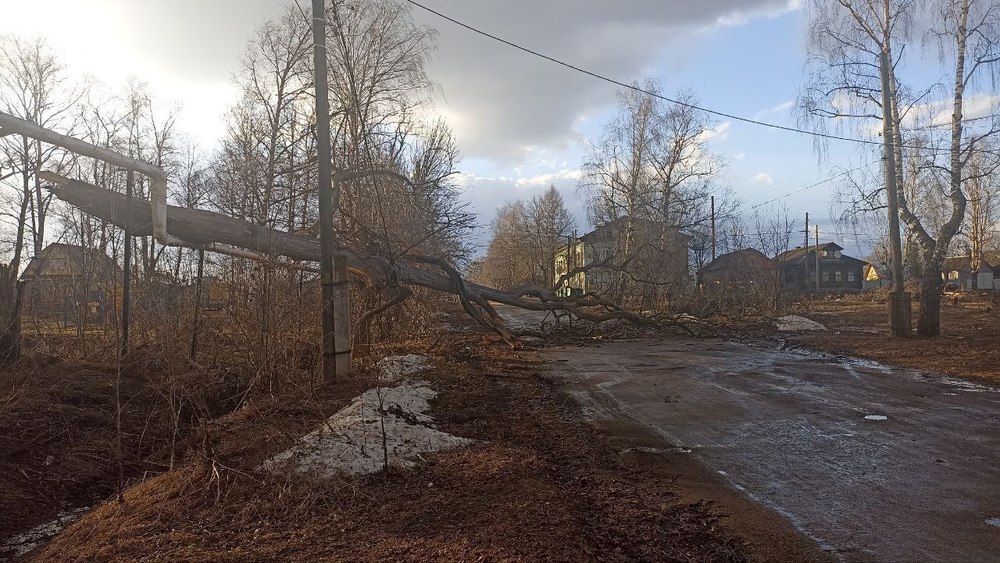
[774,242,866,292]
[554,217,690,295]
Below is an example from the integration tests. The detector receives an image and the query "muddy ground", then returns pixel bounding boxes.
[1,312,825,562]
[787,291,1000,382]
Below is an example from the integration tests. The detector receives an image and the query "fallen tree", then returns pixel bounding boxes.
[43,173,702,345]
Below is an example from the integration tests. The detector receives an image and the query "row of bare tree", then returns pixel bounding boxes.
[0,0,475,364]
[803,0,1000,335]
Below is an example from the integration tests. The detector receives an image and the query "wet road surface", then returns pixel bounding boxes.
[500,307,1000,561]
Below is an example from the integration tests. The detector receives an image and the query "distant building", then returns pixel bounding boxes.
[863,263,885,290]
[774,242,866,292]
[700,248,777,287]
[553,217,691,295]
[22,243,119,321]
[942,254,1000,290]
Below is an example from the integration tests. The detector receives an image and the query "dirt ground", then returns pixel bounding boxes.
[785,290,1000,383]
[1,312,825,562]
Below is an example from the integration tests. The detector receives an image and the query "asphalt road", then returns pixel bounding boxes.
[500,307,1000,562]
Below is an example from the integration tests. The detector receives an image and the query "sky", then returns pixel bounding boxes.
[0,0,995,258]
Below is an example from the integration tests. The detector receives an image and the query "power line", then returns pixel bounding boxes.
[406,0,998,156]
[903,114,998,131]
[749,161,880,211]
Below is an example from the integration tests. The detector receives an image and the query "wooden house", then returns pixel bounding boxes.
[700,248,777,287]
[21,243,119,321]
[774,242,866,292]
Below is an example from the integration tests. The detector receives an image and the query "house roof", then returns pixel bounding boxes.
[942,254,999,272]
[22,243,118,279]
[702,248,772,274]
[774,242,865,266]
[578,216,691,244]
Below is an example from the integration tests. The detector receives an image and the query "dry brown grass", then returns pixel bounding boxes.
[787,291,1000,382]
[24,315,750,562]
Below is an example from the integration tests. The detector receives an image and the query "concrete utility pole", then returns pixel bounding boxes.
[804,212,809,249]
[815,225,820,292]
[710,195,717,260]
[879,49,911,337]
[313,0,350,380]
[121,170,134,359]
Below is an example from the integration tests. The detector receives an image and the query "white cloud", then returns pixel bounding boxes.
[713,0,802,28]
[904,93,999,128]
[514,168,583,188]
[753,100,794,120]
[696,121,732,144]
[753,172,775,185]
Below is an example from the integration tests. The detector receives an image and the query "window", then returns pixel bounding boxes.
[835,271,843,282]
[822,270,831,282]
[847,271,856,282]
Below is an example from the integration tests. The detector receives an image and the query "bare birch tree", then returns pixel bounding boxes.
[801,0,1000,335]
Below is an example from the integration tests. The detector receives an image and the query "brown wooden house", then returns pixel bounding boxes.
[774,242,865,292]
[21,243,119,322]
[700,248,777,287]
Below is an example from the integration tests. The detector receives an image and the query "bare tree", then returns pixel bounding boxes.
[964,149,1000,267]
[0,35,83,271]
[801,0,1000,335]
[582,80,724,301]
[480,186,576,290]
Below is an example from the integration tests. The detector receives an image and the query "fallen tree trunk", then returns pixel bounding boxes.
[44,173,699,345]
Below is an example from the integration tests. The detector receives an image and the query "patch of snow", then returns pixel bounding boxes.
[939,377,998,393]
[1,507,88,557]
[377,354,430,383]
[864,415,888,421]
[776,315,827,332]
[621,446,691,454]
[986,517,1000,527]
[261,381,472,478]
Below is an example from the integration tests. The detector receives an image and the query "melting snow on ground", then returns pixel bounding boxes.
[261,380,472,477]
[1,507,88,558]
[776,315,827,332]
[377,354,430,383]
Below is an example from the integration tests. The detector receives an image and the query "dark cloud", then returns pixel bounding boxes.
[410,0,800,163]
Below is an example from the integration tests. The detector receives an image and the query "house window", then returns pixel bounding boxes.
[822,270,831,282]
[847,271,856,282]
[835,271,843,282]
[948,271,959,280]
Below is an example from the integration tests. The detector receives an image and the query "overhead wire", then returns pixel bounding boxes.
[748,161,880,211]
[405,0,1000,158]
